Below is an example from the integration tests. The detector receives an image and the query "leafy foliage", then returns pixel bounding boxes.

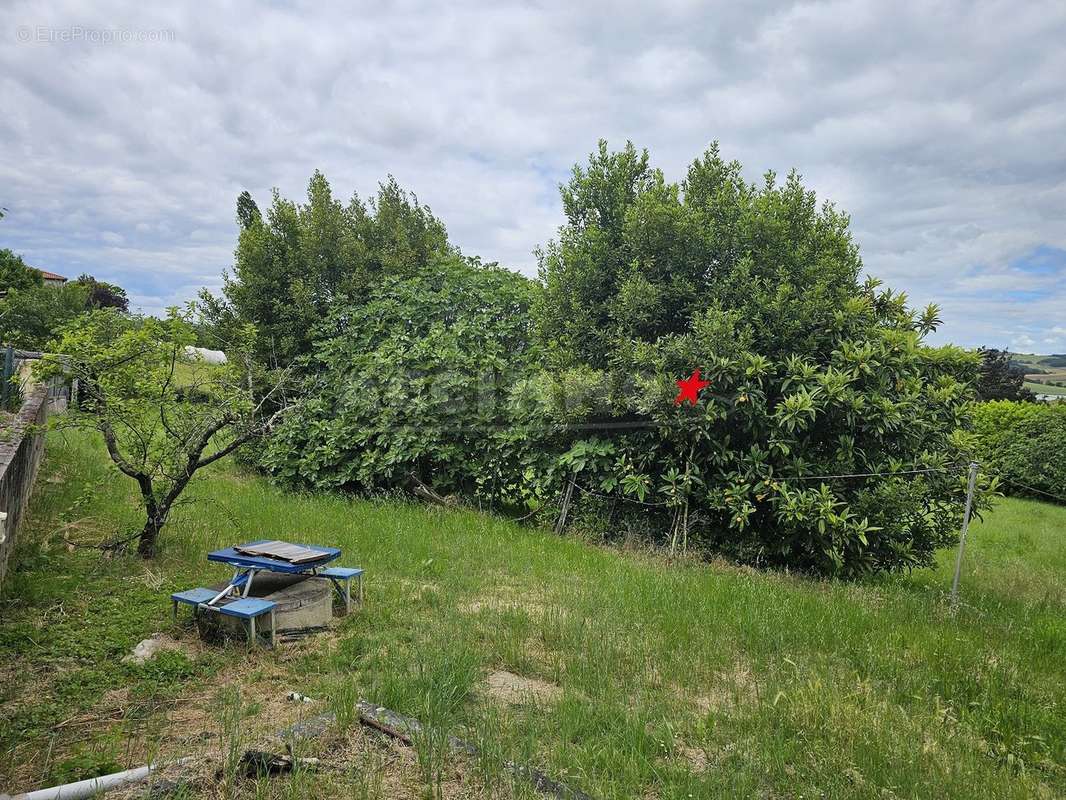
[971,400,1066,503]
[0,248,44,293]
[532,141,988,576]
[208,171,454,365]
[261,256,555,509]
[38,309,286,556]
[976,348,1033,402]
[73,274,129,311]
[236,148,984,577]
[1,248,89,350]
[0,251,132,349]
[536,141,865,367]
[0,281,89,350]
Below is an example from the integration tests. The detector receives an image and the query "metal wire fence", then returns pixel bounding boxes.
[553,459,1062,607]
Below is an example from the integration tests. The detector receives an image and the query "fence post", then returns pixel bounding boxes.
[554,476,575,535]
[1,345,12,407]
[950,461,979,608]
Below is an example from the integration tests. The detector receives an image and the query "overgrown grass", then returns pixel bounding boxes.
[1,429,1064,798]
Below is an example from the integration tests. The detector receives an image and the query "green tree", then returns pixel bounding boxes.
[536,141,863,367]
[0,264,130,350]
[533,141,987,576]
[0,248,44,293]
[39,309,289,557]
[73,274,130,311]
[975,348,1033,401]
[208,172,454,365]
[0,282,88,350]
[236,190,261,230]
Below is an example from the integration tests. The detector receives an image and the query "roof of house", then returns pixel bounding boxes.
[36,269,67,282]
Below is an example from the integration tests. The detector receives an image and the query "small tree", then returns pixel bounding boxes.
[975,348,1034,402]
[74,274,130,311]
[0,248,45,293]
[40,308,288,557]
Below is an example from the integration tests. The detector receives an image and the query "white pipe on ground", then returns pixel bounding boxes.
[4,758,190,800]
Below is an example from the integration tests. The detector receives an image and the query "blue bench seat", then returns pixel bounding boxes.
[218,597,278,646]
[171,589,277,646]
[171,587,217,616]
[218,597,276,619]
[319,566,364,614]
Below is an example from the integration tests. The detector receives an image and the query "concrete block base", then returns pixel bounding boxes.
[196,572,333,642]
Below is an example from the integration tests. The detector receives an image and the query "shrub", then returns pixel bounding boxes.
[261,256,559,510]
[253,141,988,578]
[532,141,988,577]
[972,401,1066,502]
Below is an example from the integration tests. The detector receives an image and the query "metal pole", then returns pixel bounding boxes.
[554,477,575,535]
[950,461,979,607]
[2,345,13,407]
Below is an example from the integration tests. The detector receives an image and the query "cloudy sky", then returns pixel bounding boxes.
[2,0,1064,351]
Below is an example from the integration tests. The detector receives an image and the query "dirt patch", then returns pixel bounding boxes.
[484,669,561,705]
[459,583,553,616]
[687,660,760,716]
[676,742,708,772]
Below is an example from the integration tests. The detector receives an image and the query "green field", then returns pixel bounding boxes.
[1025,381,1066,396]
[1012,353,1066,395]
[1,430,1064,798]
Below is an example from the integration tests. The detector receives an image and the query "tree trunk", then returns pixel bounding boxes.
[137,512,166,558]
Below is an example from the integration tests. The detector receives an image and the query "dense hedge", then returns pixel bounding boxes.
[972,401,1066,502]
[237,145,992,578]
[261,256,560,509]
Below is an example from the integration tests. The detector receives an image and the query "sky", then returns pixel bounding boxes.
[2,0,1065,352]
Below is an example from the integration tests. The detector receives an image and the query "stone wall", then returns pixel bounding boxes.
[0,386,49,589]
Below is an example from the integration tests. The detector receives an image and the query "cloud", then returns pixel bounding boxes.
[1,0,1064,345]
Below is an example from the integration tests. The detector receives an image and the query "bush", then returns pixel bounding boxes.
[532,141,988,577]
[261,256,559,510]
[972,401,1066,502]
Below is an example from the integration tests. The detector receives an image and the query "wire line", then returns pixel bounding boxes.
[568,464,962,509]
[995,477,1066,505]
[777,466,960,481]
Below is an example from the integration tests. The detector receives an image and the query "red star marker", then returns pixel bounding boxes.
[674,369,710,406]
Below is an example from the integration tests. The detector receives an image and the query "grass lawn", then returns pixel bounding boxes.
[1,430,1064,799]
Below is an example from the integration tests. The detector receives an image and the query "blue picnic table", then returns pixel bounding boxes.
[208,539,342,574]
[171,539,364,646]
[205,539,346,605]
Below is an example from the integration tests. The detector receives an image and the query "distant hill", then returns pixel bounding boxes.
[1011,353,1066,393]
[1010,353,1066,368]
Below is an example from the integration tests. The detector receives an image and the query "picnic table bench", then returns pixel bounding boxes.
[172,539,364,646]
